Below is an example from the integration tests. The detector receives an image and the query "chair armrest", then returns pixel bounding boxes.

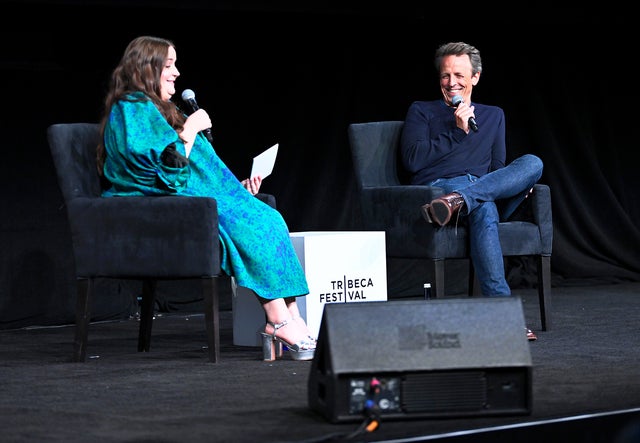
[360,185,443,231]
[255,193,276,209]
[530,183,553,255]
[67,196,220,278]
[360,185,467,258]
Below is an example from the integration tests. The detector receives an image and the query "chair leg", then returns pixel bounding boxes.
[73,278,93,362]
[430,259,446,298]
[138,279,157,352]
[468,260,482,297]
[537,255,552,331]
[202,277,220,363]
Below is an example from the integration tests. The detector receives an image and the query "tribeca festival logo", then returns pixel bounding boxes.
[318,275,376,303]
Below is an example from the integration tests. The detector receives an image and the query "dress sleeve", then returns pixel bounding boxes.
[103,98,190,194]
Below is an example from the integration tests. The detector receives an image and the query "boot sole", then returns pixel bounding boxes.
[429,200,452,226]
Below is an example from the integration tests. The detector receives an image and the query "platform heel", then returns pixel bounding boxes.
[261,331,284,361]
[260,318,315,361]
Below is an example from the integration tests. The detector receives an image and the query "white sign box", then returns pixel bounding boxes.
[231,278,266,347]
[290,231,388,340]
[232,231,388,346]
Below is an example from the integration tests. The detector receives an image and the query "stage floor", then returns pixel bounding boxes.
[1,282,639,442]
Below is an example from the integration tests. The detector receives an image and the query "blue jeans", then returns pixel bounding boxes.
[429,154,543,296]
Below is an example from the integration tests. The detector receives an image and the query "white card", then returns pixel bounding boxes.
[250,143,278,179]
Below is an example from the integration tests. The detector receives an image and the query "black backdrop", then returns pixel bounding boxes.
[2,1,638,329]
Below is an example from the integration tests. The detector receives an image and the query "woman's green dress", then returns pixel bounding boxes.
[102,93,309,300]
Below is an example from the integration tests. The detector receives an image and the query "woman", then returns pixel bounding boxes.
[96,35,315,360]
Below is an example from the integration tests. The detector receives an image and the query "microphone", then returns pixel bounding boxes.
[452,95,478,132]
[181,89,213,143]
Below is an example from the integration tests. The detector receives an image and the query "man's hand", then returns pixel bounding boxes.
[454,100,476,134]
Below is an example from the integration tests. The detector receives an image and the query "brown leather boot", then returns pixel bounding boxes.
[421,192,465,226]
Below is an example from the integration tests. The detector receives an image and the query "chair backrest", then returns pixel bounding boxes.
[347,121,406,189]
[47,123,102,203]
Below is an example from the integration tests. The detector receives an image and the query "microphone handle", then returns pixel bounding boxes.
[185,99,214,143]
[468,117,479,132]
[202,128,214,144]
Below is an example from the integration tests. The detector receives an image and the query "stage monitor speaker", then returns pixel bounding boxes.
[307,297,532,423]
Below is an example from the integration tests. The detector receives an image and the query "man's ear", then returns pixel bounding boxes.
[472,72,480,86]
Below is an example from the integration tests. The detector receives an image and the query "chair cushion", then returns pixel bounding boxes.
[69,196,220,278]
[499,221,544,256]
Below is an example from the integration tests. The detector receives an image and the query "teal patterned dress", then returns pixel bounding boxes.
[102,93,309,300]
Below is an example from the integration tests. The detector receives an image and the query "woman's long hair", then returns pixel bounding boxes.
[96,36,186,174]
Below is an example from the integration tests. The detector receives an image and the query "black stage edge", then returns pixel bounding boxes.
[1,282,639,443]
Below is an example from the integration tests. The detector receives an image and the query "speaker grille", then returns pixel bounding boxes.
[402,371,487,412]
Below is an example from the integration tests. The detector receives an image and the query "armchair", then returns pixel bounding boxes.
[348,121,552,330]
[47,122,275,362]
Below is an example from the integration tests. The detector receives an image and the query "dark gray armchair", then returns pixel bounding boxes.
[348,121,552,330]
[47,122,275,362]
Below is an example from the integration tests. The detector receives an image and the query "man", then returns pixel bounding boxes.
[400,41,543,340]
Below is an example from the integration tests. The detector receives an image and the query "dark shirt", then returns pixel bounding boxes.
[400,100,506,185]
